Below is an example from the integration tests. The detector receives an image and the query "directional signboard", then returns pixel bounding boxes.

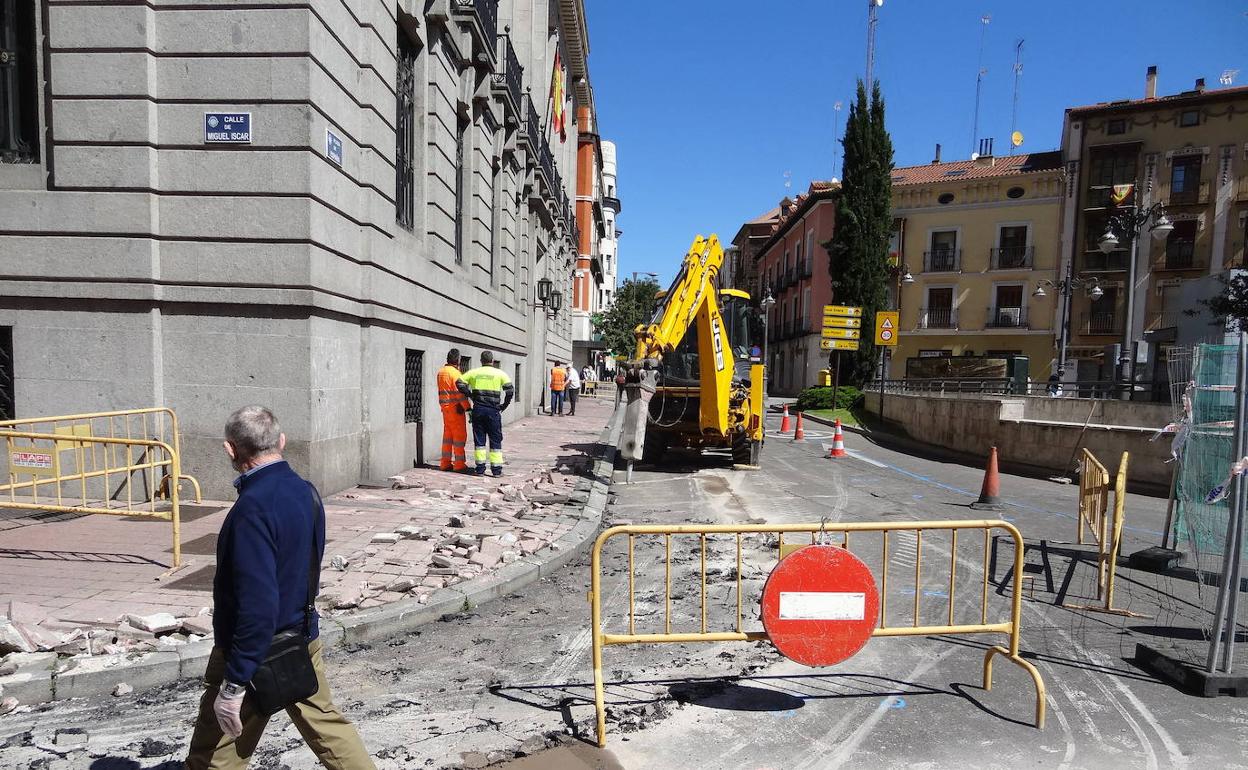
[823,316,862,329]
[823,305,863,318]
[874,311,899,346]
[820,339,860,351]
[821,327,861,340]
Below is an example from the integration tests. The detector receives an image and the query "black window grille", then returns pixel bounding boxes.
[0,327,12,419]
[454,117,468,264]
[0,0,39,163]
[403,349,423,424]
[514,363,521,399]
[395,33,418,231]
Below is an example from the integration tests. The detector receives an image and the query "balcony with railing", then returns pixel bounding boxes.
[799,258,813,279]
[1228,241,1246,270]
[1158,241,1201,271]
[453,0,499,65]
[784,267,796,287]
[793,319,812,336]
[523,94,540,149]
[990,246,1034,270]
[1081,250,1129,271]
[492,34,524,115]
[1166,180,1210,207]
[918,307,957,329]
[985,306,1028,329]
[923,249,961,273]
[1080,311,1121,335]
[1146,310,1180,332]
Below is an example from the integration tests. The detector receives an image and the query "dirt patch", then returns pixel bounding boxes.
[492,742,624,770]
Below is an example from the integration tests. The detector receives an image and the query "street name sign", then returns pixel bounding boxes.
[874,311,899,346]
[822,316,862,329]
[326,128,343,166]
[823,305,863,318]
[204,112,252,144]
[820,339,860,351]
[821,328,861,340]
[761,545,879,667]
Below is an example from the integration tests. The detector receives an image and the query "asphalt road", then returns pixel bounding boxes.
[3,413,1245,769]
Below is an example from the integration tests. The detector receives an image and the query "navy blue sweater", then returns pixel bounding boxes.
[213,461,324,684]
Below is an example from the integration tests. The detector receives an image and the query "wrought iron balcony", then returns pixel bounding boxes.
[1146,311,1180,331]
[492,34,523,115]
[923,249,961,273]
[990,246,1034,270]
[985,306,1028,329]
[1081,250,1129,271]
[799,258,813,279]
[1166,181,1209,207]
[785,267,796,286]
[1160,241,1200,271]
[1080,311,1121,335]
[454,0,498,65]
[918,307,957,329]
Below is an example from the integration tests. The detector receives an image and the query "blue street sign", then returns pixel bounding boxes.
[204,112,251,144]
[326,128,343,166]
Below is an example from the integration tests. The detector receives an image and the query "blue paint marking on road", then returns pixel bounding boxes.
[912,494,924,500]
[888,697,907,709]
[853,451,1163,537]
[775,709,798,719]
[897,588,950,598]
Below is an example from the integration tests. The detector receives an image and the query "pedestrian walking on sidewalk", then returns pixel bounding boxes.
[458,351,515,476]
[549,361,567,416]
[614,368,627,407]
[564,363,581,416]
[436,348,471,472]
[185,406,374,770]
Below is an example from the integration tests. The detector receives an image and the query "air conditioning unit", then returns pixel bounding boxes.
[997,307,1022,325]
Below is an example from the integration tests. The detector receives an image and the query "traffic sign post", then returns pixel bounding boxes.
[821,305,862,415]
[761,545,880,667]
[820,339,860,351]
[874,311,899,346]
[821,328,861,340]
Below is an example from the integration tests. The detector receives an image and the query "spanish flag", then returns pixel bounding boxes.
[551,52,566,142]
[1110,184,1135,206]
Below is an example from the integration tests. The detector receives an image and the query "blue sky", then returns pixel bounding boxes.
[584,0,1245,285]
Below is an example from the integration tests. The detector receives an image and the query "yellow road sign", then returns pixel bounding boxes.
[821,328,861,340]
[874,311,899,346]
[820,339,860,351]
[823,305,863,318]
[822,316,862,329]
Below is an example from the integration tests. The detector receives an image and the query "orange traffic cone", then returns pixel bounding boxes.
[828,419,847,458]
[793,412,805,441]
[970,447,1005,510]
[779,404,792,434]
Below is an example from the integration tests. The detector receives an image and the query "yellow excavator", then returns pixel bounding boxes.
[625,234,766,468]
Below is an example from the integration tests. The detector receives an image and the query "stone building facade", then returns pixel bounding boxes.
[0,0,598,496]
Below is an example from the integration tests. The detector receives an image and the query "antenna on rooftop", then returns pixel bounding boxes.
[970,13,991,156]
[1009,39,1024,155]
[865,0,883,87]
[1221,69,1240,86]
[832,100,844,179]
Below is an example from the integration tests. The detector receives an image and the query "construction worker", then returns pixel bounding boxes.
[436,348,470,472]
[456,351,514,476]
[549,361,567,416]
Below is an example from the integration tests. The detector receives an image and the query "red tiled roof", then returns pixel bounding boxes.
[1067,84,1248,115]
[748,206,780,225]
[889,151,1062,186]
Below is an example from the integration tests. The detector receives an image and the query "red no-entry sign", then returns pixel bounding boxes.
[761,545,879,667]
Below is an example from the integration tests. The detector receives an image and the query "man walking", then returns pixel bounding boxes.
[186,406,374,770]
[564,363,581,417]
[457,351,514,476]
[436,348,470,472]
[549,361,567,416]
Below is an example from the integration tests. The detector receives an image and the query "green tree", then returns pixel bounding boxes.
[593,278,661,362]
[825,80,894,385]
[1200,273,1248,331]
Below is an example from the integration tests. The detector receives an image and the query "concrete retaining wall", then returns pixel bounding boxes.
[864,391,1173,492]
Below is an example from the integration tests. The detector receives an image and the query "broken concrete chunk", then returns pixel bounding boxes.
[0,696,16,715]
[430,554,456,568]
[428,567,458,576]
[0,618,36,654]
[125,613,180,634]
[112,683,133,697]
[371,533,401,545]
[384,577,418,593]
[7,601,47,626]
[448,514,472,528]
[180,615,214,637]
[54,728,89,749]
[396,524,424,539]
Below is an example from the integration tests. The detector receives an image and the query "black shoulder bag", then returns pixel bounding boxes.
[247,489,322,715]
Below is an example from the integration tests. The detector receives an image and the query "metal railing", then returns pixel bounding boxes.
[588,520,1047,745]
[985,306,1028,329]
[1161,241,1199,271]
[1147,310,1179,331]
[1166,181,1208,207]
[1065,451,1134,616]
[919,307,957,329]
[523,93,540,149]
[990,246,1033,270]
[923,249,961,272]
[1080,311,1121,335]
[1081,251,1129,271]
[875,378,1168,402]
[454,0,498,61]
[494,34,523,112]
[799,258,813,279]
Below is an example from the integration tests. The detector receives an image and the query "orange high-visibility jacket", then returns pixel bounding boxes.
[437,365,470,411]
[549,367,567,391]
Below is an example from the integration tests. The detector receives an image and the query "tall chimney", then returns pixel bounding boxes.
[932,143,942,164]
[1195,77,1206,93]
[1145,65,1158,99]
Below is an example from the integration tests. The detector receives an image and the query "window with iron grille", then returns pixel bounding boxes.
[395,32,418,231]
[0,327,12,419]
[403,349,424,424]
[454,116,469,264]
[0,0,39,163]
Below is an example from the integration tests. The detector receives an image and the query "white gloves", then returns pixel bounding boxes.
[213,683,246,738]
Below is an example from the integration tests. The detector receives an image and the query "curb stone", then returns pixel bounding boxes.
[0,409,624,706]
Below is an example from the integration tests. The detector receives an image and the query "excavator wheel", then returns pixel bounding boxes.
[731,432,761,467]
[643,432,668,465]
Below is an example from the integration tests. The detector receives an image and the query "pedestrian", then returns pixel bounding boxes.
[457,351,515,476]
[581,364,595,397]
[614,367,628,407]
[436,348,470,472]
[565,363,581,417]
[582,365,593,384]
[549,360,567,416]
[185,406,374,770]
[1047,373,1064,398]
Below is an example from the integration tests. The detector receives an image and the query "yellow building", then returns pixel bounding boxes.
[1059,68,1248,387]
[888,146,1064,379]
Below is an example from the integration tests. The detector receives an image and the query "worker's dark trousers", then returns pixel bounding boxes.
[470,405,504,475]
[566,387,578,416]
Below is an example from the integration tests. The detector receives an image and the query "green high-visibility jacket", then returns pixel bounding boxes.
[457,365,514,410]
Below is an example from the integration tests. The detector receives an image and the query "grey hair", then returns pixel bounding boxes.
[224,405,282,461]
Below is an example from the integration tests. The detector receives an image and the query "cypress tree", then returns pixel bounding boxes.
[825,80,894,385]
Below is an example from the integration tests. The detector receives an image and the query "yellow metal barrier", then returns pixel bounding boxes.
[0,429,184,566]
[588,519,1046,746]
[1067,451,1137,616]
[0,407,201,504]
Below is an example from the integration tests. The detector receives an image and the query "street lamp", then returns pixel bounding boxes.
[1098,199,1173,399]
[760,289,776,397]
[1034,268,1104,380]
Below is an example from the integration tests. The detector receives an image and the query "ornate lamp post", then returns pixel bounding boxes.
[1033,268,1104,383]
[760,289,776,396]
[1096,200,1174,398]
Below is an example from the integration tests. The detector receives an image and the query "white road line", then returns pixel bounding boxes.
[844,448,886,468]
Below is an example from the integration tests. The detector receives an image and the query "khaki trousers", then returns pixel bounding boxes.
[185,640,375,770]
